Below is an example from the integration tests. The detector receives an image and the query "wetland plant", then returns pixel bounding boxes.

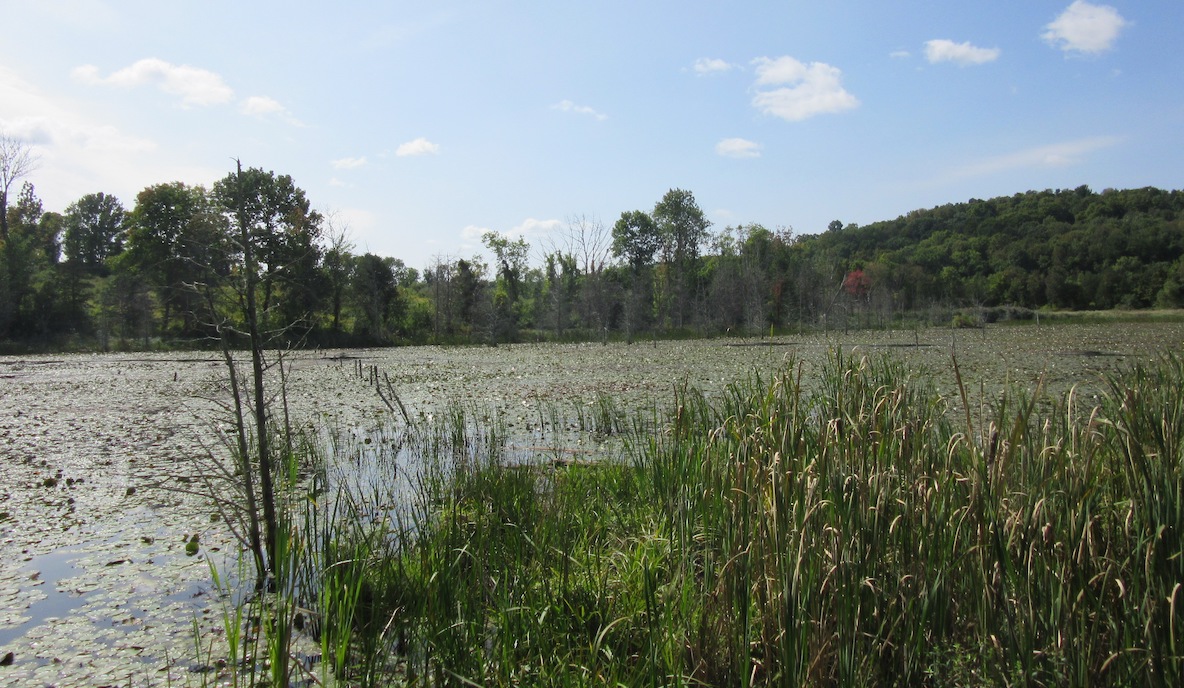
[201,350,1184,687]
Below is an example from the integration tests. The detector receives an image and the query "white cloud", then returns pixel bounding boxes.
[924,39,1000,66]
[240,95,303,126]
[461,224,490,243]
[551,100,607,121]
[331,156,368,170]
[0,65,221,212]
[467,218,563,253]
[750,56,859,122]
[72,58,234,107]
[1043,1,1128,55]
[951,136,1122,178]
[507,217,562,241]
[1,114,155,156]
[0,115,55,147]
[395,137,440,157]
[328,177,347,187]
[241,95,284,116]
[693,58,734,75]
[2,66,156,155]
[890,50,911,60]
[66,122,158,153]
[716,138,761,159]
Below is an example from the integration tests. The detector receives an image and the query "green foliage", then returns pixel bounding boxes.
[804,186,1184,312]
[350,253,402,341]
[951,310,981,328]
[541,251,580,337]
[204,350,1184,686]
[4,176,1184,347]
[212,166,325,339]
[612,209,661,272]
[62,192,126,274]
[482,231,531,342]
[1,183,68,340]
[653,187,711,267]
[653,188,712,329]
[124,182,227,337]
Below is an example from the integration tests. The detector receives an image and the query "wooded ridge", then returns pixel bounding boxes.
[1,169,1180,349]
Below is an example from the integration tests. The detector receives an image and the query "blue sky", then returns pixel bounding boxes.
[1,1,1181,270]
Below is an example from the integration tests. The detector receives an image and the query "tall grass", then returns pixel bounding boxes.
[201,351,1184,687]
[631,350,1184,686]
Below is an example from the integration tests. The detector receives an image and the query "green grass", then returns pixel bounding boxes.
[202,349,1184,687]
[1033,308,1184,324]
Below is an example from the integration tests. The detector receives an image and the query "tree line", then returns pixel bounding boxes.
[2,140,1182,350]
[809,185,1184,314]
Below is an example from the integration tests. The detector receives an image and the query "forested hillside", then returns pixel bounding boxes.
[807,185,1184,312]
[1,143,1181,350]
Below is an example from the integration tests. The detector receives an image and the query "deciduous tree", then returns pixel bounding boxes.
[124,182,227,335]
[205,162,323,582]
[1,183,53,337]
[653,188,710,328]
[63,192,127,274]
[482,231,529,342]
[612,210,662,341]
[612,210,660,272]
[351,252,401,341]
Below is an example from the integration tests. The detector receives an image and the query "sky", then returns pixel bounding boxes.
[1,1,1182,271]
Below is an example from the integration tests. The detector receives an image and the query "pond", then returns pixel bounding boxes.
[0,322,1179,684]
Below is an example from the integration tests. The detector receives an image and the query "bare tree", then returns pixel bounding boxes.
[544,214,615,337]
[563,214,613,275]
[428,254,456,339]
[0,134,38,243]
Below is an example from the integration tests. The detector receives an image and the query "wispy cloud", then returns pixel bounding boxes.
[0,116,54,146]
[461,224,489,244]
[693,58,734,76]
[951,136,1122,179]
[924,39,1000,66]
[72,58,233,107]
[395,137,440,157]
[1043,1,1128,55]
[240,95,303,126]
[551,99,607,121]
[241,96,285,117]
[1,114,156,154]
[507,217,562,240]
[715,138,761,159]
[750,56,859,122]
[331,156,368,170]
[3,66,156,153]
[0,64,221,211]
[467,218,564,252]
[890,50,911,60]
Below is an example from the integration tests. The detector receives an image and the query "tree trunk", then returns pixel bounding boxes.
[234,160,279,578]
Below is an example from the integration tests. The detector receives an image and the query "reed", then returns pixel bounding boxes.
[200,351,1184,686]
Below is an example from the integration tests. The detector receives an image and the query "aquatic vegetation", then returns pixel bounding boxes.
[1,321,1182,684]
[209,341,1184,686]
